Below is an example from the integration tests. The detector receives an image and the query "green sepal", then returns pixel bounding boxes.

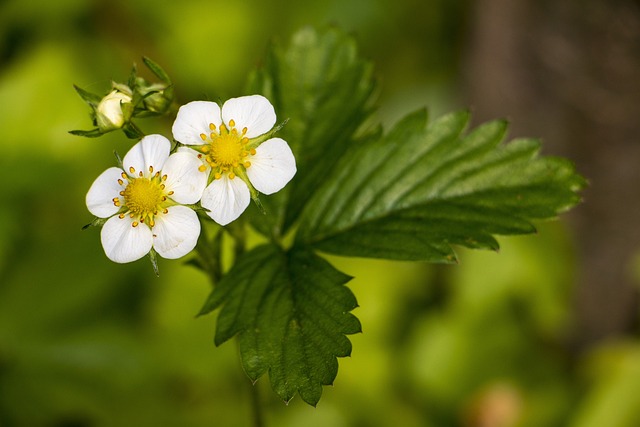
[73,84,102,107]
[82,217,107,230]
[143,56,172,84]
[246,118,289,149]
[69,128,104,138]
[122,122,145,139]
[148,248,160,277]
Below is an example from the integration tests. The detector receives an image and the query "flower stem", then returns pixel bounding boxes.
[249,380,265,427]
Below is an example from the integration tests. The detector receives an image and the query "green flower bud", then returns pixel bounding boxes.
[137,81,173,115]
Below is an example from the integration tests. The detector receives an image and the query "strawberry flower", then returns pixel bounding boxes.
[86,135,207,263]
[172,95,296,225]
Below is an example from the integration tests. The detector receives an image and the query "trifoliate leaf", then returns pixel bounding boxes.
[199,244,361,406]
[296,109,585,262]
[246,26,377,237]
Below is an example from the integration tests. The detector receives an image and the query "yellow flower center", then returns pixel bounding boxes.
[211,133,244,166]
[112,166,174,228]
[198,120,256,180]
[124,178,163,215]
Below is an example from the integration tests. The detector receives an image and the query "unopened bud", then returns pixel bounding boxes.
[96,90,133,130]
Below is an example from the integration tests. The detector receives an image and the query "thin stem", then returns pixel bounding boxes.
[249,380,265,427]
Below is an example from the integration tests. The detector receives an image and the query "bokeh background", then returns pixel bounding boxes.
[1,0,639,426]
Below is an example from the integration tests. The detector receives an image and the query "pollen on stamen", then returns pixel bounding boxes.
[201,145,210,153]
[198,165,207,172]
[138,171,143,177]
[214,172,222,180]
[244,161,251,168]
[117,178,124,185]
[229,172,236,179]
[129,166,135,174]
[119,190,125,196]
[200,133,207,141]
[162,174,168,181]
[209,123,216,131]
[250,148,257,155]
[168,191,174,195]
[229,119,236,128]
[132,221,139,227]
[242,127,248,135]
[149,166,154,173]
[160,184,165,190]
[118,213,125,219]
[163,208,169,214]
[121,172,128,180]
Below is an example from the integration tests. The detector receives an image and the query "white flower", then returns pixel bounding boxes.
[86,134,208,263]
[96,89,132,130]
[172,95,296,226]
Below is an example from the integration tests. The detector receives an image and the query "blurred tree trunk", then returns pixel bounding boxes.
[462,0,640,350]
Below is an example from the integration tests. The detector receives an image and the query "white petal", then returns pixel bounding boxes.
[101,215,153,263]
[86,167,125,218]
[246,138,297,195]
[123,134,171,177]
[172,101,222,145]
[152,206,201,259]
[162,152,208,204]
[222,95,276,139]
[200,175,250,226]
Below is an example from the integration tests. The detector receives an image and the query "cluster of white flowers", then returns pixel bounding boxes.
[86,95,296,264]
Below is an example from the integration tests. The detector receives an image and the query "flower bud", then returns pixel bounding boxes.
[136,79,173,115]
[96,89,133,130]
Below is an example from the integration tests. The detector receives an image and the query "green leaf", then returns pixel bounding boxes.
[246,26,377,237]
[199,244,361,406]
[296,109,585,262]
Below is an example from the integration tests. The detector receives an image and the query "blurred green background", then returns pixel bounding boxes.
[1,0,639,426]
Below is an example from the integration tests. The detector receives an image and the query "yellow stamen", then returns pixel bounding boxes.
[198,165,207,172]
[229,172,236,179]
[209,123,216,131]
[229,119,236,128]
[132,221,139,227]
[200,133,207,141]
[129,166,135,174]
